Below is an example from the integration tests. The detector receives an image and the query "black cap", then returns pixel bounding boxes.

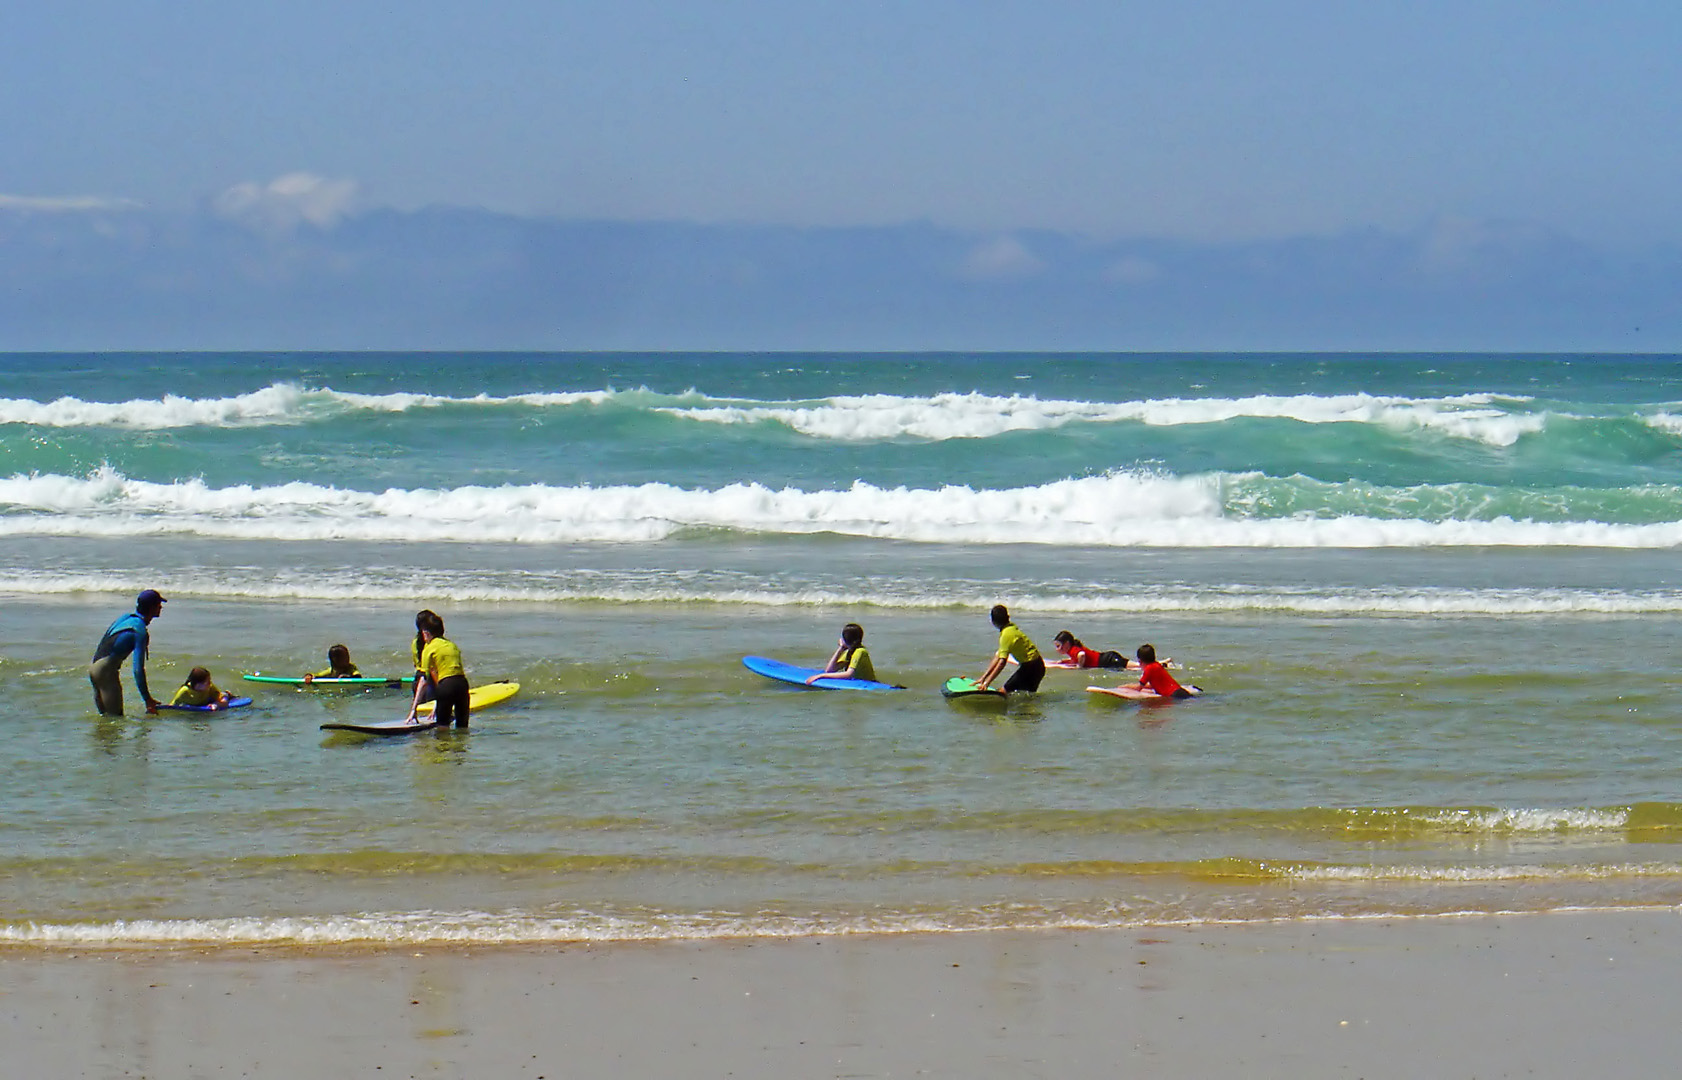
[137,589,167,607]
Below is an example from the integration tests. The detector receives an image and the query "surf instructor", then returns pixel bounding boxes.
[89,589,166,716]
[976,603,1046,694]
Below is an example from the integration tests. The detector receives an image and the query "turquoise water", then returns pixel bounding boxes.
[1,352,1680,945]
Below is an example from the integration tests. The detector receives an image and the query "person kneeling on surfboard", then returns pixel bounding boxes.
[407,611,470,727]
[1130,644,1196,699]
[977,605,1045,693]
[806,623,877,685]
[171,666,232,709]
[303,643,362,683]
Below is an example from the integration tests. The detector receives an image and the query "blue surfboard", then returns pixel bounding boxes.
[742,655,902,691]
[156,696,254,713]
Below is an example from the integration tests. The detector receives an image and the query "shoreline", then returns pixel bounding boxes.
[6,908,1681,1077]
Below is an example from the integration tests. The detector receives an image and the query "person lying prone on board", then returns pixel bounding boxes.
[171,666,233,709]
[807,623,878,684]
[1049,630,1167,670]
[1128,644,1200,699]
[302,643,362,683]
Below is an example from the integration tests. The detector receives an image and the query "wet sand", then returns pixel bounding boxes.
[4,910,1680,1078]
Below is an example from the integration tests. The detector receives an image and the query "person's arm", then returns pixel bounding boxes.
[806,641,851,684]
[131,625,158,712]
[977,654,1007,690]
[406,644,433,720]
[807,662,859,684]
[807,643,852,684]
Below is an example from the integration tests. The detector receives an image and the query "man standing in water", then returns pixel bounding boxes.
[89,589,166,716]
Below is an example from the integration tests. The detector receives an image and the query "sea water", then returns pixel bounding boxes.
[1,352,1679,945]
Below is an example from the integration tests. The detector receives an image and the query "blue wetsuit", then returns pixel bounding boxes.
[91,611,153,710]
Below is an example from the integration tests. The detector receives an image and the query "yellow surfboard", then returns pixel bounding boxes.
[416,680,520,716]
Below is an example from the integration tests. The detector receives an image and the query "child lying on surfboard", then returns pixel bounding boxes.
[302,643,362,683]
[806,623,877,684]
[170,667,232,708]
[1129,644,1199,699]
[1051,631,1158,670]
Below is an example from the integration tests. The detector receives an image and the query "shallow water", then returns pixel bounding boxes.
[1,352,1680,944]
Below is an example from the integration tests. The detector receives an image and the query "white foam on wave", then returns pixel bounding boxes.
[658,391,1549,446]
[1152,588,1682,615]
[0,384,316,429]
[1287,862,1679,883]
[4,889,1680,946]
[0,383,1553,446]
[1646,412,1682,437]
[0,383,640,429]
[5,570,1682,615]
[0,907,1137,947]
[1412,808,1633,832]
[2,467,1680,549]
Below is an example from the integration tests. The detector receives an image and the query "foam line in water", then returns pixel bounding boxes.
[657,391,1551,445]
[0,383,657,429]
[2,467,1681,548]
[0,909,1159,947]
[4,570,1681,614]
[1284,863,1682,882]
[3,889,1674,946]
[1647,412,1682,436]
[0,383,1598,448]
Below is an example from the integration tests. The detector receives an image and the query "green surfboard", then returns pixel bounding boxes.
[244,672,414,687]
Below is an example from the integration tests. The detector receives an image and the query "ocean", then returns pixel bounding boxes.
[1,351,1680,946]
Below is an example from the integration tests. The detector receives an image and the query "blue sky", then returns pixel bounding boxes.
[3,2,1680,349]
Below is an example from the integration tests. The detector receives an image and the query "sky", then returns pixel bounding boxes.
[3,1,1680,349]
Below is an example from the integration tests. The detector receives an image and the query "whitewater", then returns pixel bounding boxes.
[7,380,1680,449]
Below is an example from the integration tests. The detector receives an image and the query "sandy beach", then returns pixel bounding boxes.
[5,909,1680,1078]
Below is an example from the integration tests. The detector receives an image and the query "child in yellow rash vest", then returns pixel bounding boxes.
[170,666,232,708]
[303,643,362,682]
[806,622,878,684]
[406,610,470,727]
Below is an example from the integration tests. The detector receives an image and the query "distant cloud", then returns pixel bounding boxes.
[0,201,1676,350]
[1103,255,1161,285]
[0,193,141,213]
[1414,215,1562,281]
[212,173,359,234]
[958,235,1046,281]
